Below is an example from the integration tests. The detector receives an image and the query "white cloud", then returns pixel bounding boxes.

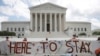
[2,0,17,7]
[66,16,89,22]
[66,0,100,14]
[1,0,30,19]
[0,16,9,30]
[0,16,8,22]
[12,0,30,19]
[28,0,48,6]
[0,6,14,15]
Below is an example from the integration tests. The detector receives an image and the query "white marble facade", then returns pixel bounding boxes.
[1,3,91,38]
[29,3,66,33]
[27,3,67,38]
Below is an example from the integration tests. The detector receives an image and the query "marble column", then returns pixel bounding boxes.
[62,13,65,32]
[50,13,52,32]
[59,13,62,32]
[40,13,42,32]
[30,13,33,31]
[35,13,37,32]
[45,13,47,32]
[54,13,57,32]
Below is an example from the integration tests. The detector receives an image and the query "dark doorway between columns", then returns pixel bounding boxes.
[47,24,50,32]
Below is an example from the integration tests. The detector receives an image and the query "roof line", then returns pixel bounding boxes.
[29,2,67,10]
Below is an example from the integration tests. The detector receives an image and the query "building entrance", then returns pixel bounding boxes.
[47,24,50,32]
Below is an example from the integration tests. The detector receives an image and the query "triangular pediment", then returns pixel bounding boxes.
[29,3,66,11]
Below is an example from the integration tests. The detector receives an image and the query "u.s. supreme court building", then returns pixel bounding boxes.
[1,3,91,38]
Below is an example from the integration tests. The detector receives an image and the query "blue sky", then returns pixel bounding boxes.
[0,0,100,30]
